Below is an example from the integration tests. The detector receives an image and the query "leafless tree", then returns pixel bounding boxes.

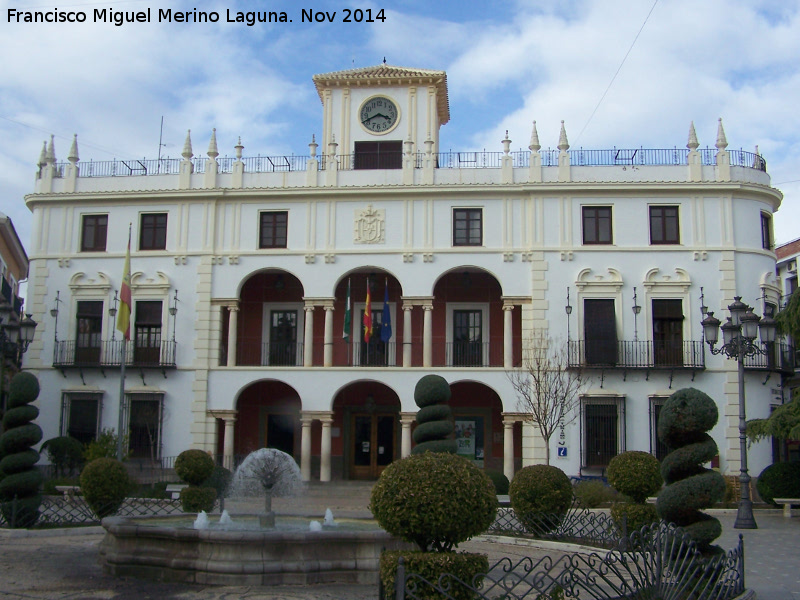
[507,331,590,464]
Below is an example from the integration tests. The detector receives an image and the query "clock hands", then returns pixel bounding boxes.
[362,112,390,125]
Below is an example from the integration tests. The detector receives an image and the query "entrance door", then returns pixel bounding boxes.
[351,414,395,479]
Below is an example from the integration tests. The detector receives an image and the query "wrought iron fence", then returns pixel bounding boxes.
[0,494,199,529]
[393,521,745,600]
[568,340,705,369]
[220,340,305,367]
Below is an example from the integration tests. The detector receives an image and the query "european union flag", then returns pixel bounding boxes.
[381,280,392,342]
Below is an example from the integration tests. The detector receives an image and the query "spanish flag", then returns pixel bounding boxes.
[116,226,132,341]
[363,279,372,343]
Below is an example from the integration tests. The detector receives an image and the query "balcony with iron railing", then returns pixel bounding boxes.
[742,342,797,374]
[53,339,177,370]
[51,147,767,179]
[567,340,706,370]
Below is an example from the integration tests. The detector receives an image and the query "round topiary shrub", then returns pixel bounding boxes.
[610,502,659,534]
[380,550,489,600]
[607,451,663,504]
[509,464,573,534]
[175,449,215,486]
[573,480,616,508]
[0,372,44,528]
[41,436,85,477]
[180,486,217,513]
[370,452,497,552]
[411,375,457,455]
[80,457,132,518]
[485,469,510,495]
[656,388,726,553]
[755,461,800,505]
[203,465,232,499]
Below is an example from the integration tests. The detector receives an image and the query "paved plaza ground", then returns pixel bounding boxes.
[0,484,797,600]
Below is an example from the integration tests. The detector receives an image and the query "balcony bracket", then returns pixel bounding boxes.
[763,372,771,386]
[78,369,86,386]
[161,368,168,379]
[690,370,696,382]
[599,370,605,388]
[668,370,675,389]
[622,370,628,382]
[645,370,651,382]
[99,368,107,379]
[58,367,67,378]
[139,370,147,386]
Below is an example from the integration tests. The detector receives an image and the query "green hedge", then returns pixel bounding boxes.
[509,465,572,534]
[756,461,800,505]
[80,458,132,518]
[607,451,662,504]
[380,550,488,600]
[175,449,215,486]
[611,502,659,534]
[180,486,217,513]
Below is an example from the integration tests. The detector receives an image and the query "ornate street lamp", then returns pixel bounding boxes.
[701,296,777,529]
[0,300,38,420]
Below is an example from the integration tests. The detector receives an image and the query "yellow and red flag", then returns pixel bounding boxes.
[363,279,372,343]
[117,226,132,340]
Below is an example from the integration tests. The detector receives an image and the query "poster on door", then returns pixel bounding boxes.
[455,420,476,458]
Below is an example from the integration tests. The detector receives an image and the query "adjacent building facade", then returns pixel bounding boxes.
[22,65,791,481]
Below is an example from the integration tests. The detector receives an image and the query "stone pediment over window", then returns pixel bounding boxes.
[68,272,112,295]
[130,271,171,295]
[575,268,623,293]
[643,268,691,294]
[354,205,385,244]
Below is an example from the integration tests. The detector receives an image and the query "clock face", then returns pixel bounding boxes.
[360,96,399,133]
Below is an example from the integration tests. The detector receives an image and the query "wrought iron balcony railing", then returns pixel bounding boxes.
[742,342,797,373]
[53,340,177,369]
[219,340,304,367]
[568,340,705,369]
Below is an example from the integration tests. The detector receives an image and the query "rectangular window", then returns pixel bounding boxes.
[61,393,102,446]
[134,300,162,365]
[649,206,679,245]
[80,215,108,252]
[452,309,483,366]
[354,140,402,170]
[139,213,167,250]
[583,299,617,365]
[453,208,483,246]
[582,397,625,468]
[259,212,288,249]
[127,393,163,460]
[582,206,612,244]
[650,398,670,462]
[652,299,684,366]
[268,310,298,366]
[761,213,773,250]
[75,300,103,365]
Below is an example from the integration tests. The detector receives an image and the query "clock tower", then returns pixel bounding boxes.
[312,65,450,168]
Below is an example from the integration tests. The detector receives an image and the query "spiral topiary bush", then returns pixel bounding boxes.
[655,388,726,552]
[485,469,510,495]
[0,372,44,528]
[755,461,800,505]
[370,452,497,552]
[80,457,132,518]
[411,374,457,454]
[509,464,573,534]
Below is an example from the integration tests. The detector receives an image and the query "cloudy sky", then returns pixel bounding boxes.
[2,0,799,263]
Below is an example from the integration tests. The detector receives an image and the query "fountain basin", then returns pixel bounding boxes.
[99,514,412,585]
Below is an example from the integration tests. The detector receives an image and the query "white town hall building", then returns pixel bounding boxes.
[21,65,789,482]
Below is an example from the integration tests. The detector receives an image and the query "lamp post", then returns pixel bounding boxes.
[701,296,777,530]
[0,300,38,423]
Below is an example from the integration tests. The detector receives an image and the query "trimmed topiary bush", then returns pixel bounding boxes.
[180,486,217,512]
[509,464,573,534]
[380,550,489,600]
[607,451,663,504]
[485,469,510,495]
[411,375,457,454]
[41,436,84,477]
[573,480,617,508]
[203,465,232,499]
[175,449,215,485]
[610,502,659,534]
[656,388,726,553]
[80,457,132,518]
[755,461,800,505]
[0,372,44,528]
[370,452,497,552]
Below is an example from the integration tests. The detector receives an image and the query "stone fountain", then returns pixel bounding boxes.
[99,448,411,585]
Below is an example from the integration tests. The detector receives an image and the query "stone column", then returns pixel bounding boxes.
[402,304,413,368]
[400,413,416,458]
[223,416,236,470]
[304,304,315,367]
[503,417,515,482]
[422,302,433,368]
[320,416,333,482]
[323,304,334,367]
[300,415,313,482]
[503,303,514,368]
[226,305,239,367]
